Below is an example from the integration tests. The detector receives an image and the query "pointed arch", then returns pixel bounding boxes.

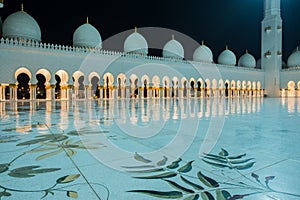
[103,72,114,85]
[224,79,230,97]
[141,75,150,98]
[288,81,296,97]
[129,74,139,98]
[162,76,170,87]
[196,78,204,97]
[36,69,51,82]
[231,80,236,97]
[218,79,224,89]
[89,72,100,99]
[73,71,85,99]
[162,76,170,98]
[190,78,196,97]
[219,79,224,97]
[141,75,150,85]
[204,79,210,88]
[56,70,69,84]
[73,71,85,86]
[237,80,241,90]
[242,80,247,90]
[88,72,100,84]
[117,73,127,86]
[55,70,69,100]
[151,75,160,98]
[172,77,179,97]
[181,77,188,98]
[15,67,32,81]
[16,72,30,99]
[103,72,114,99]
[117,73,127,98]
[251,81,257,97]
[36,69,51,99]
[231,80,236,88]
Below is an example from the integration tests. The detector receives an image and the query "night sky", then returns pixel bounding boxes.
[0,0,299,61]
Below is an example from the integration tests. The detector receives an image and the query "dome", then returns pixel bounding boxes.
[218,47,236,66]
[287,48,300,67]
[73,18,102,48]
[193,42,213,63]
[124,28,148,54]
[163,36,184,59]
[3,10,41,42]
[238,51,256,68]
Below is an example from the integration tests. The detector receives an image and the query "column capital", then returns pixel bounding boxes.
[29,84,37,89]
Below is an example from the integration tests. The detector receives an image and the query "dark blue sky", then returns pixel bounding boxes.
[1,0,299,61]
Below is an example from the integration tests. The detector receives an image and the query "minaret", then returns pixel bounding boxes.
[261,0,282,97]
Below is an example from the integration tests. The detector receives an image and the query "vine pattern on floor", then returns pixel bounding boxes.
[124,149,300,200]
[0,123,109,199]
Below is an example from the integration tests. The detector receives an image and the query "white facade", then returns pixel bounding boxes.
[0,0,299,101]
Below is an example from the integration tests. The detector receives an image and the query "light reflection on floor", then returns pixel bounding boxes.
[0,98,299,200]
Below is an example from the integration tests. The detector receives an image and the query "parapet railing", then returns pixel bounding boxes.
[0,37,262,72]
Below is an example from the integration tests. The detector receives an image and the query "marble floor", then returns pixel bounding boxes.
[0,98,299,200]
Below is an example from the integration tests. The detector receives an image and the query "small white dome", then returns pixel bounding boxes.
[73,19,102,48]
[193,43,213,63]
[238,51,256,68]
[163,36,184,59]
[124,29,148,54]
[287,49,300,67]
[3,11,41,42]
[218,47,236,66]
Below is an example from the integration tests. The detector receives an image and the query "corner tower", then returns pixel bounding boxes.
[261,0,282,97]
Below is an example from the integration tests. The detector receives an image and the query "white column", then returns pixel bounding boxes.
[121,86,125,98]
[9,87,13,100]
[99,86,103,99]
[51,85,56,100]
[110,86,114,99]
[0,85,2,101]
[45,83,51,100]
[67,85,73,100]
[2,86,5,100]
[30,84,37,101]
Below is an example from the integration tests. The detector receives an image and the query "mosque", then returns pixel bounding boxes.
[0,0,299,101]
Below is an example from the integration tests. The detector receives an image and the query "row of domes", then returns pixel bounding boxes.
[2,7,300,68]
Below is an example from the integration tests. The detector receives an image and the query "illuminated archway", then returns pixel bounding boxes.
[288,81,295,97]
[55,70,69,100]
[219,79,224,97]
[181,77,188,98]
[190,78,196,97]
[117,73,126,98]
[103,72,114,99]
[162,76,170,98]
[141,75,150,98]
[89,72,100,99]
[129,74,138,98]
[152,75,160,98]
[73,71,85,99]
[36,69,51,99]
[17,73,30,99]
[172,77,179,98]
